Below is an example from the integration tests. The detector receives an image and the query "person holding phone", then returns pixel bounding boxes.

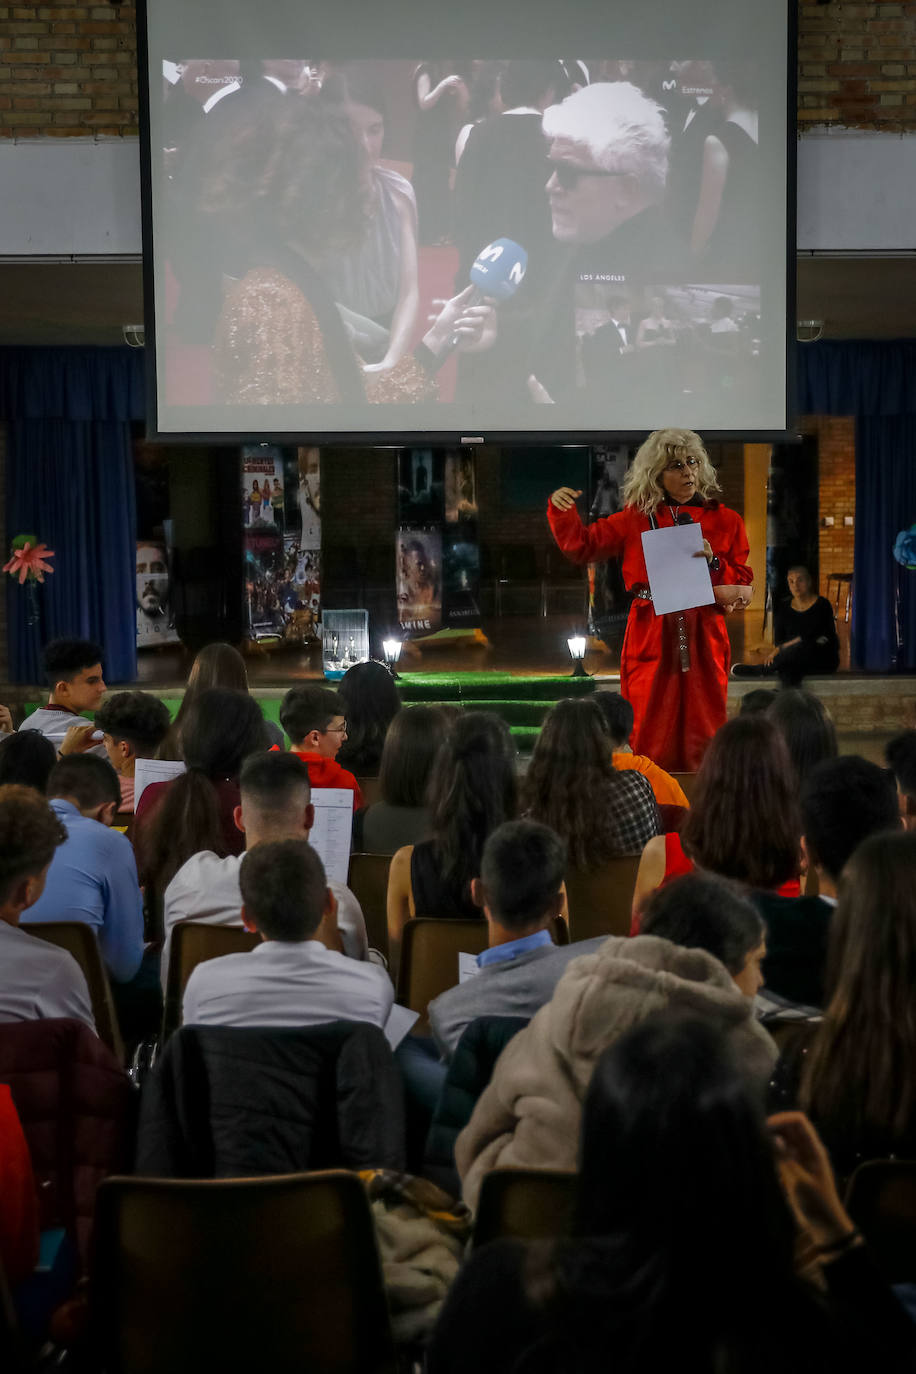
[548,427,753,771]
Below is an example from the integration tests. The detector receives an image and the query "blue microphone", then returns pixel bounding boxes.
[468,238,528,301]
[447,238,528,349]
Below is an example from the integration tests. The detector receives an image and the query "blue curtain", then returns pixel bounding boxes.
[1,348,145,684]
[798,340,916,671]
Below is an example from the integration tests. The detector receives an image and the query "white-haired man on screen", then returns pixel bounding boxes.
[526,82,674,406]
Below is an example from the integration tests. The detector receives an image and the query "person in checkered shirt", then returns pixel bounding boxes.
[524,696,658,866]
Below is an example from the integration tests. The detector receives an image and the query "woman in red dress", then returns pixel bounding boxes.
[548,428,753,771]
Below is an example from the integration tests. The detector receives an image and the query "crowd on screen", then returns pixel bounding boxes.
[161,57,762,411]
[1,635,916,1365]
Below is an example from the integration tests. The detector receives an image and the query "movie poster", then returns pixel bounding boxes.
[241,445,321,644]
[397,449,480,636]
[397,528,442,635]
[588,444,634,652]
[136,539,180,647]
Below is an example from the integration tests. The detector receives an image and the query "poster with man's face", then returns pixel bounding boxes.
[136,540,180,646]
[396,528,442,635]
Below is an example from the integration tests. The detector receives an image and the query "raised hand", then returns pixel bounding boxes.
[549,487,583,511]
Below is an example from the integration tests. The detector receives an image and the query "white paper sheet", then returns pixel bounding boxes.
[308,786,354,887]
[383,1003,421,1051]
[458,952,481,984]
[133,757,186,809]
[640,521,715,616]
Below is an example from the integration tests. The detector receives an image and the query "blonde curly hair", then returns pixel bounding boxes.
[621,428,721,516]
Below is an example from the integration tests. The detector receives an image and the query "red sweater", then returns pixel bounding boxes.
[290,751,363,810]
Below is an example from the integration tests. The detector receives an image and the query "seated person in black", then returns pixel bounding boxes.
[429,1016,916,1374]
[733,566,839,685]
[752,755,901,1007]
[769,830,916,1185]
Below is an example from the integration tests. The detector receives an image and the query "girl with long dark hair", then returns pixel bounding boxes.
[353,704,451,853]
[633,714,801,918]
[431,1016,915,1373]
[336,659,402,776]
[767,687,838,788]
[162,641,283,757]
[134,688,269,893]
[525,697,658,868]
[386,711,517,971]
[772,831,916,1181]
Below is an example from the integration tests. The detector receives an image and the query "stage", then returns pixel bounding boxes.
[2,613,912,756]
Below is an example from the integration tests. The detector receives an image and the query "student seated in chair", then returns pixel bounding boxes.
[181,839,393,1031]
[279,684,362,808]
[162,751,369,992]
[0,784,95,1030]
[22,756,144,986]
[594,691,689,809]
[428,820,606,1060]
[93,691,171,813]
[886,729,916,833]
[18,637,108,758]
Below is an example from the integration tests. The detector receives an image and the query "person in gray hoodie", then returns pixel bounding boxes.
[456,908,776,1210]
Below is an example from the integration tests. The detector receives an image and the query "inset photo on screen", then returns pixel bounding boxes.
[142,0,791,438]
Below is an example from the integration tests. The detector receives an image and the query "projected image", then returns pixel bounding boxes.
[152,55,777,433]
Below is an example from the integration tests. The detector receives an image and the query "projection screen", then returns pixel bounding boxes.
[138,0,794,442]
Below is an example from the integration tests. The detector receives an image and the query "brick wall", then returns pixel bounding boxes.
[799,414,857,594]
[3,2,916,139]
[798,0,916,128]
[0,2,138,138]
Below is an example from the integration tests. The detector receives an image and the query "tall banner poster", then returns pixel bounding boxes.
[396,449,480,638]
[136,538,180,647]
[587,444,634,653]
[241,445,321,644]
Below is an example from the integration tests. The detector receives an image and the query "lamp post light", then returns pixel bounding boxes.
[382,638,402,680]
[567,635,589,678]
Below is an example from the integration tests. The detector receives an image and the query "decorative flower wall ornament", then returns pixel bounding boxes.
[3,535,56,585]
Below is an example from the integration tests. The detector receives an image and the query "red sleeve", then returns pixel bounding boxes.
[709,509,754,587]
[546,500,631,566]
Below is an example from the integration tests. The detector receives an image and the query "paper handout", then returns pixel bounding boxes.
[134,757,186,809]
[640,521,715,616]
[308,787,354,887]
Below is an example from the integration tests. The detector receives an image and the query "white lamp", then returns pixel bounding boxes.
[383,638,402,679]
[567,635,588,677]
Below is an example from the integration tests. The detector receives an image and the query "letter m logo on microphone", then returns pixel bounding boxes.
[470,239,529,301]
[478,243,504,263]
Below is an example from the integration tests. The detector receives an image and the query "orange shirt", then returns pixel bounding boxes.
[613,752,689,809]
[290,750,363,810]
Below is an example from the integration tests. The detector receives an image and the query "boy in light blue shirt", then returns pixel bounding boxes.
[23,755,143,984]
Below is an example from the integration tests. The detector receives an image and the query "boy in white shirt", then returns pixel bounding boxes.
[182,839,392,1031]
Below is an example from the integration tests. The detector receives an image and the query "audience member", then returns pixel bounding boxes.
[135,688,269,891]
[594,691,689,807]
[18,638,107,756]
[22,757,143,985]
[455,928,775,1209]
[733,566,839,686]
[387,712,518,971]
[525,698,659,869]
[162,642,284,757]
[429,821,604,1059]
[738,687,777,714]
[0,703,12,734]
[0,785,94,1030]
[353,705,451,853]
[756,755,901,1008]
[767,688,838,787]
[280,684,363,807]
[336,659,402,776]
[771,831,916,1184]
[640,872,767,998]
[633,715,801,917]
[181,839,393,1031]
[93,691,172,812]
[431,1018,915,1373]
[162,751,369,990]
[0,731,57,793]
[885,729,916,831]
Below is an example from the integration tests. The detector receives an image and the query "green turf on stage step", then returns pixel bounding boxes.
[397,673,595,702]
